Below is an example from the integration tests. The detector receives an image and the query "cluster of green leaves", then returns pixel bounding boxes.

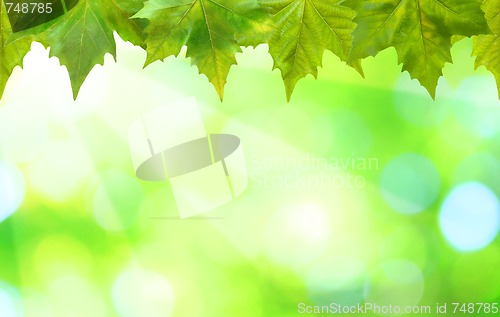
[0,0,498,101]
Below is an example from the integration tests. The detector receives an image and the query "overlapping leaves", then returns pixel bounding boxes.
[0,0,498,101]
[2,0,146,99]
[40,0,147,98]
[0,1,34,97]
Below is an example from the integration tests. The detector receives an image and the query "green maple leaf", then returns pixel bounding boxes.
[0,2,34,98]
[134,0,269,100]
[473,0,500,97]
[261,0,357,101]
[345,0,490,98]
[37,0,146,99]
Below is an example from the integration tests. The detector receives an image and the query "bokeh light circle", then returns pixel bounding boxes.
[367,259,425,309]
[306,256,367,306]
[112,268,175,317]
[439,182,500,252]
[381,153,440,214]
[0,104,49,163]
[34,235,94,284]
[48,275,108,317]
[454,76,500,138]
[27,141,93,202]
[0,161,26,223]
[380,225,430,269]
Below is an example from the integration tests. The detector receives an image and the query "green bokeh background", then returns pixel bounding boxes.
[0,36,499,316]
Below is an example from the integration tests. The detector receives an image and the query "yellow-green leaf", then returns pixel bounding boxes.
[135,0,269,100]
[262,0,357,100]
[39,0,146,99]
[473,0,500,97]
[0,1,34,98]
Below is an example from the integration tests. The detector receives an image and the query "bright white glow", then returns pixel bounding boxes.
[266,202,331,268]
[0,161,25,223]
[381,153,440,214]
[287,203,331,241]
[0,283,21,317]
[439,182,500,251]
[112,268,175,317]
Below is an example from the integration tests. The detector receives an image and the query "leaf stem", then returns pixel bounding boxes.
[61,0,68,13]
